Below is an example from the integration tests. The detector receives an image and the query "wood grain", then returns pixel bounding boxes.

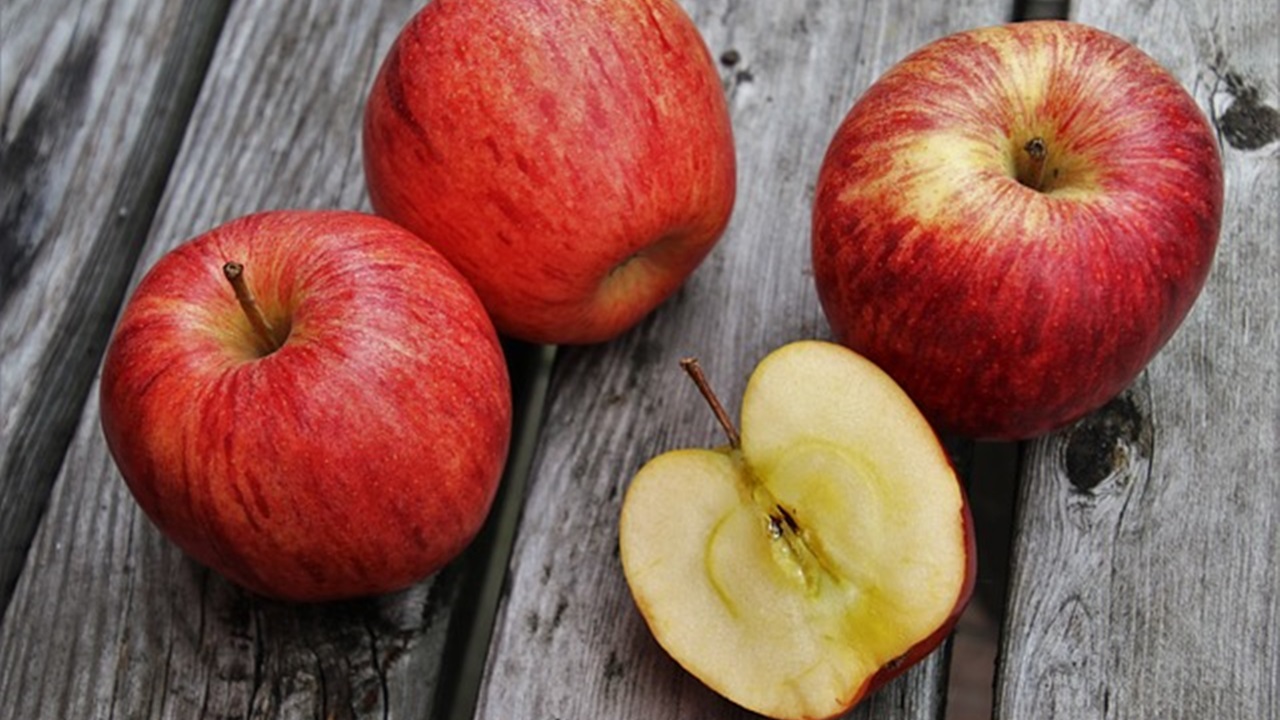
[0,2,487,718]
[472,2,1006,718]
[0,0,229,615]
[995,1,1279,718]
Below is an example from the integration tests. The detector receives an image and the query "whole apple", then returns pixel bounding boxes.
[363,0,736,345]
[812,20,1223,439]
[99,210,512,602]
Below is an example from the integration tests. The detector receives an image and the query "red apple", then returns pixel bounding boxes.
[99,210,511,602]
[812,20,1223,439]
[362,0,736,345]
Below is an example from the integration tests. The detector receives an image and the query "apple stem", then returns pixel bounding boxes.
[679,357,741,450]
[222,261,281,355]
[1023,137,1048,191]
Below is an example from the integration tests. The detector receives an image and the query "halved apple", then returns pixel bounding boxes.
[619,341,975,720]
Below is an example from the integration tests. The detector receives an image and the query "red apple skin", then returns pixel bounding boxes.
[99,210,511,602]
[812,21,1223,439]
[363,0,736,345]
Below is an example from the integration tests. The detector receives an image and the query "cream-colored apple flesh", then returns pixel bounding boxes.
[620,341,970,720]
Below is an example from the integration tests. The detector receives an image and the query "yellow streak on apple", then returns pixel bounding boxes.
[839,27,1169,254]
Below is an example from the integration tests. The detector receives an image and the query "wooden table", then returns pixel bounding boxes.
[2,0,1275,718]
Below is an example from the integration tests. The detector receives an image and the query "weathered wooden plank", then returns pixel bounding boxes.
[472,1,1008,718]
[995,1,1279,718]
[0,0,228,614]
[0,2,506,718]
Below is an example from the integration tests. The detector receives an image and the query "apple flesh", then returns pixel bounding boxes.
[812,20,1223,439]
[362,0,736,345]
[620,341,975,720]
[100,210,511,602]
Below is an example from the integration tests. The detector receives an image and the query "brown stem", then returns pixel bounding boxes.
[222,262,281,355]
[1023,137,1048,191]
[679,357,741,449]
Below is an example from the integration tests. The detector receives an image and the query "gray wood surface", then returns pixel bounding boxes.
[7,0,1271,718]
[0,2,486,718]
[995,1,1279,718]
[472,2,1006,719]
[0,0,228,615]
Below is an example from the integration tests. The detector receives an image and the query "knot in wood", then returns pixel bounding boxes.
[1216,70,1280,150]
[1061,392,1150,492]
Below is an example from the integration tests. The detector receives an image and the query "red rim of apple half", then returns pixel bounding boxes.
[619,341,976,720]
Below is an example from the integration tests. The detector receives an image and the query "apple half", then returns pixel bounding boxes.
[619,341,975,720]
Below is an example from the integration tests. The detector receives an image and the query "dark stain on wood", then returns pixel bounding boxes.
[550,596,569,631]
[1216,71,1280,150]
[1211,52,1280,151]
[603,649,625,682]
[1061,390,1151,493]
